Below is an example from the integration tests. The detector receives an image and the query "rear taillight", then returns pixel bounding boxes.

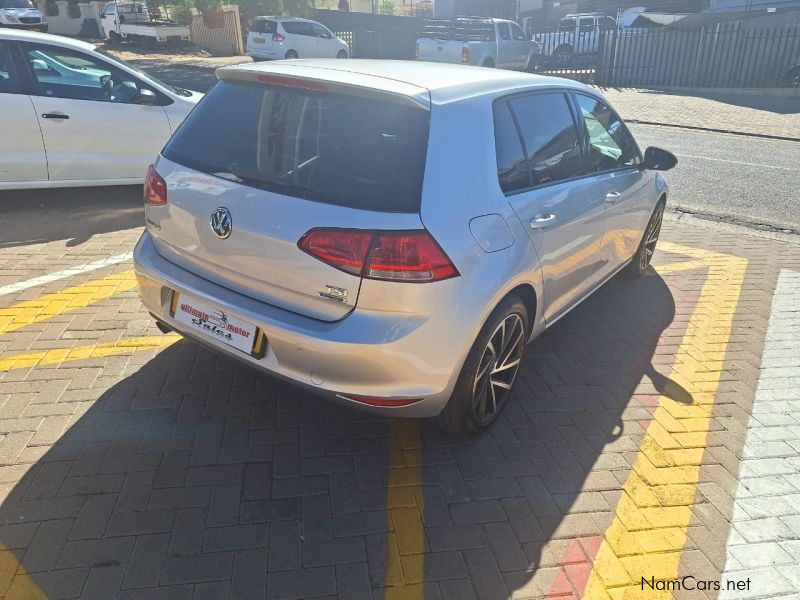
[273,32,285,42]
[298,229,458,283]
[144,164,167,205]
[461,46,469,63]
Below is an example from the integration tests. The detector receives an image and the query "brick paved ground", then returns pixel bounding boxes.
[0,194,799,599]
[591,87,800,140]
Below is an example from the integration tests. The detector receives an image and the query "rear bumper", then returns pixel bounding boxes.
[133,231,477,417]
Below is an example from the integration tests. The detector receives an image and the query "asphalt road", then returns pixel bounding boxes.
[629,124,800,232]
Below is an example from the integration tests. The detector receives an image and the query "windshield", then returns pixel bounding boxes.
[0,0,36,8]
[162,80,429,213]
[558,18,576,32]
[94,47,193,96]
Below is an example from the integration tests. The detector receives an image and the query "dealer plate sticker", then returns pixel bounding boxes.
[172,293,260,355]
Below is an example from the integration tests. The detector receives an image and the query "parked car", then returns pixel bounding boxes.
[134,59,676,435]
[100,1,190,46]
[535,12,618,66]
[0,29,202,189]
[247,16,349,61]
[0,0,46,32]
[417,17,540,70]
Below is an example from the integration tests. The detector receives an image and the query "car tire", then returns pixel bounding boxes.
[109,31,122,46]
[285,50,298,59]
[431,294,530,436]
[789,66,800,88]
[623,199,665,278]
[337,49,348,58]
[482,58,495,68]
[554,45,573,67]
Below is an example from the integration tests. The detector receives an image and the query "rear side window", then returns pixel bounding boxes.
[251,19,277,34]
[0,41,17,94]
[493,92,585,192]
[162,81,429,213]
[509,93,584,186]
[498,22,511,40]
[282,21,314,36]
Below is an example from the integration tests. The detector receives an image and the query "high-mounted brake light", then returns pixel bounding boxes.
[272,32,285,42]
[461,46,470,63]
[144,164,167,205]
[298,229,458,283]
[257,73,329,91]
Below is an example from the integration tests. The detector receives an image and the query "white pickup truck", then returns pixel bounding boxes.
[533,13,618,66]
[416,18,540,71]
[100,1,190,45]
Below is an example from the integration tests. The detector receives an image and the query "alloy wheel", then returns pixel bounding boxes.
[640,205,664,271]
[472,313,525,424]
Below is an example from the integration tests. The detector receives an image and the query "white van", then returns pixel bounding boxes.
[0,0,47,32]
[247,16,349,61]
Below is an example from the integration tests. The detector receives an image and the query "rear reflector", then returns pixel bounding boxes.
[337,394,423,407]
[298,228,458,283]
[144,164,167,205]
[257,73,329,91]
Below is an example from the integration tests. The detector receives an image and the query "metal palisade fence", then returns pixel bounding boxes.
[534,22,800,88]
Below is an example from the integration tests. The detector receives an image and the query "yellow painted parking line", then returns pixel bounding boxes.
[384,419,425,600]
[0,542,46,600]
[0,334,180,373]
[654,259,709,274]
[583,243,747,598]
[0,270,137,337]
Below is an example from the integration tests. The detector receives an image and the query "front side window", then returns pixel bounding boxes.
[574,94,640,172]
[162,81,429,213]
[102,2,116,15]
[601,17,617,31]
[509,93,585,186]
[313,23,333,39]
[0,41,17,94]
[23,43,158,104]
[498,22,511,40]
[510,22,527,41]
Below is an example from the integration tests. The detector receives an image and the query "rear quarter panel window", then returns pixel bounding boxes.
[493,102,530,194]
[161,80,429,213]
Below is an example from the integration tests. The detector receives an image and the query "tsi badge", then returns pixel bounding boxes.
[210,207,233,239]
[319,285,348,303]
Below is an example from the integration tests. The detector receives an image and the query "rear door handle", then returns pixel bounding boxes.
[530,213,556,229]
[605,191,621,204]
[41,113,69,120]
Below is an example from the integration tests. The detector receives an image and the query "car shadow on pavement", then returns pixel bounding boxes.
[0,187,143,249]
[0,270,682,598]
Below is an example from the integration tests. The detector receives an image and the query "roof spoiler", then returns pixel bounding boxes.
[216,66,431,111]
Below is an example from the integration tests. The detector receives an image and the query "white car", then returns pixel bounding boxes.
[0,29,202,190]
[247,16,349,61]
[0,0,46,32]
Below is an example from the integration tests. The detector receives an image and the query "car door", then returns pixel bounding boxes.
[312,23,336,57]
[283,21,316,57]
[0,39,48,184]
[19,41,172,182]
[99,2,117,39]
[496,91,607,324]
[508,21,530,68]
[496,22,513,67]
[573,93,650,271]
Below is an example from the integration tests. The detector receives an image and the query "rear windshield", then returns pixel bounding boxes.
[250,19,277,34]
[162,80,429,213]
[419,20,496,42]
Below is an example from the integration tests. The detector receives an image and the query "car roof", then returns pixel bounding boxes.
[0,28,97,52]
[217,59,592,105]
[254,16,312,22]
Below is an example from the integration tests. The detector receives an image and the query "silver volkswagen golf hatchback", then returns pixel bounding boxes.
[134,60,676,435]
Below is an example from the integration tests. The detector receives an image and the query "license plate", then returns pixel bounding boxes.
[170,292,266,357]
[253,37,265,43]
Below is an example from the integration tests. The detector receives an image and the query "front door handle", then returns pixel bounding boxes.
[530,213,556,229]
[605,191,621,204]
[41,113,69,120]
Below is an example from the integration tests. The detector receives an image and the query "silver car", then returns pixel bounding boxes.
[133,60,676,435]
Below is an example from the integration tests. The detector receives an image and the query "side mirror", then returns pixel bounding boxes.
[137,88,158,105]
[31,58,50,72]
[643,146,678,171]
